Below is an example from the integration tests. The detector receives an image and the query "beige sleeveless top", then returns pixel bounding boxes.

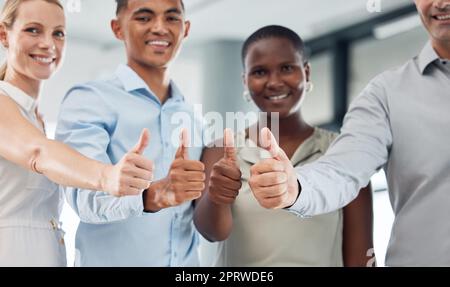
[214,127,343,267]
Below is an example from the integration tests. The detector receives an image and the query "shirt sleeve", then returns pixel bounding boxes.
[288,76,392,217]
[55,85,145,224]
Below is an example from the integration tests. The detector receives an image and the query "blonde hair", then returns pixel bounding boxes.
[0,0,64,80]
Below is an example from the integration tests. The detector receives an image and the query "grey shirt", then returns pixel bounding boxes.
[289,42,450,266]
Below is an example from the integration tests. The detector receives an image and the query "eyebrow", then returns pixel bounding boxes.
[132,7,182,16]
[24,22,65,29]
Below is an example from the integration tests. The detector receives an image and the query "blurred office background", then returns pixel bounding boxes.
[0,0,429,266]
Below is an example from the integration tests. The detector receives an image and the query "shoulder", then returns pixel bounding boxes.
[61,78,120,109]
[366,57,418,93]
[313,127,339,150]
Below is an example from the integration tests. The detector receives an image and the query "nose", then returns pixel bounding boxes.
[266,71,284,90]
[38,32,56,51]
[434,0,450,9]
[151,16,169,35]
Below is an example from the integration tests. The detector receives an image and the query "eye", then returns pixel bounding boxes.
[25,27,39,35]
[281,65,295,73]
[251,69,267,77]
[53,30,65,39]
[136,16,151,22]
[167,16,180,22]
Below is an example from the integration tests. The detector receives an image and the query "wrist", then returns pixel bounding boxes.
[98,164,113,192]
[206,191,233,207]
[285,180,301,209]
[143,178,168,213]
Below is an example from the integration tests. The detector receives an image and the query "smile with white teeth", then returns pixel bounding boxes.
[434,14,450,20]
[145,40,170,46]
[31,55,54,64]
[266,94,289,101]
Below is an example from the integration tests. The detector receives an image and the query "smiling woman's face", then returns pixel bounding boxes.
[244,37,310,118]
[1,0,66,80]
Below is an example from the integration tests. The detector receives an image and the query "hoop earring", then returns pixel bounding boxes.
[243,90,252,102]
[305,82,314,93]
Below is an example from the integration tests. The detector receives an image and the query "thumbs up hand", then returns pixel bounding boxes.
[143,128,205,212]
[102,128,154,197]
[248,127,299,209]
[208,129,242,205]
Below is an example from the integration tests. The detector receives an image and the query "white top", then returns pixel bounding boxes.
[0,81,66,266]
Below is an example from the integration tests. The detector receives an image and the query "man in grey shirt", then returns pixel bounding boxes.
[248,0,450,266]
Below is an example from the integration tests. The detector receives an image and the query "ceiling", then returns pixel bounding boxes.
[0,0,415,47]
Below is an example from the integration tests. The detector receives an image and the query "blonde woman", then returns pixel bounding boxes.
[0,0,154,266]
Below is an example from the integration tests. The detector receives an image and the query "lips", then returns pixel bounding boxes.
[264,93,290,102]
[432,13,450,21]
[29,54,56,64]
[145,40,171,47]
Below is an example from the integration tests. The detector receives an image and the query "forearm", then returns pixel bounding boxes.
[290,84,391,217]
[194,192,233,242]
[32,138,110,191]
[343,186,374,267]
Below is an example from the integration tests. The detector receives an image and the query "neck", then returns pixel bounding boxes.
[431,38,450,59]
[127,61,171,103]
[4,69,41,99]
[258,111,312,139]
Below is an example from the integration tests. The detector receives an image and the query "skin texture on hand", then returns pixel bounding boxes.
[249,127,299,209]
[194,129,243,242]
[208,128,242,205]
[143,128,205,212]
[101,128,154,197]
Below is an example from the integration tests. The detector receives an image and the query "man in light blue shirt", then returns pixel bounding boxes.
[56,0,206,266]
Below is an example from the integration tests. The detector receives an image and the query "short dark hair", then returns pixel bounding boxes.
[241,25,307,67]
[115,0,185,15]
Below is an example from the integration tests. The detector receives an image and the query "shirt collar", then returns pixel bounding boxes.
[114,64,184,102]
[418,41,441,74]
[0,81,37,113]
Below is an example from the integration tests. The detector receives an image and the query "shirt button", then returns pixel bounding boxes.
[174,213,179,219]
[50,219,57,230]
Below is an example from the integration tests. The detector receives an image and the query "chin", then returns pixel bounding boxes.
[30,71,54,80]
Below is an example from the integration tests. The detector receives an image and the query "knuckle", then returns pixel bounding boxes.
[210,173,220,183]
[169,170,179,181]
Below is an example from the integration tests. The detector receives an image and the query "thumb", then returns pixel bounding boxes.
[175,128,189,159]
[260,127,289,161]
[131,128,150,155]
[223,128,236,163]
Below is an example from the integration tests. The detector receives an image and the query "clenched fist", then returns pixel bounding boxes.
[208,129,242,205]
[101,128,154,197]
[248,127,299,209]
[144,128,205,212]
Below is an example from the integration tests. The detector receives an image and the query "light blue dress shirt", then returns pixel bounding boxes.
[56,64,203,266]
